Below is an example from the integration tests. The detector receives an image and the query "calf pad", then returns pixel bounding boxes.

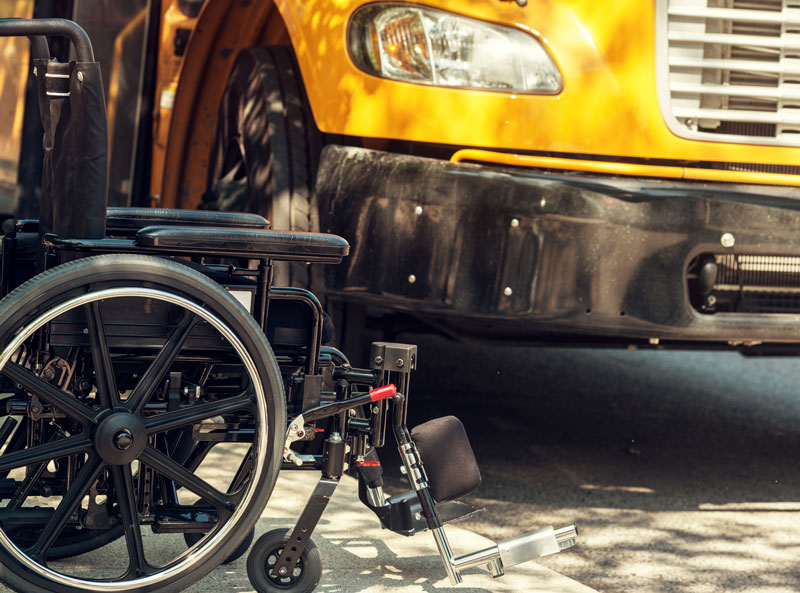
[410,416,481,502]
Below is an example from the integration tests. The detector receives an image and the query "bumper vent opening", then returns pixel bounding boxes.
[688,253,800,313]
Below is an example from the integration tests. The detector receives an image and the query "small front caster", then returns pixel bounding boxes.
[247,528,322,593]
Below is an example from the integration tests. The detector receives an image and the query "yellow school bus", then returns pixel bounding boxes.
[5,0,800,349]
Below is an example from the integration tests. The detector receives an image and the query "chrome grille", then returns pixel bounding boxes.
[659,0,800,146]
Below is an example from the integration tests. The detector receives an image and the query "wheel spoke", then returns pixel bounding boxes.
[85,302,119,410]
[140,446,234,513]
[7,461,47,510]
[0,434,91,474]
[111,464,151,579]
[144,392,255,435]
[25,456,104,562]
[229,447,253,493]
[127,311,199,414]
[3,363,97,425]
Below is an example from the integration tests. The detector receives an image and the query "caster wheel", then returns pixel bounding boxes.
[247,528,322,593]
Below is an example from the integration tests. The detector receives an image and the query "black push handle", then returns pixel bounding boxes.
[0,18,94,62]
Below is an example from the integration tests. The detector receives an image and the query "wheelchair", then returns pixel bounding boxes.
[0,18,577,593]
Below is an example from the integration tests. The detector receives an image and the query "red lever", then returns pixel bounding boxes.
[369,384,397,402]
[356,460,381,467]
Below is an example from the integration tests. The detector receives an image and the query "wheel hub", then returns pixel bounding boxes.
[94,412,146,464]
[113,429,133,450]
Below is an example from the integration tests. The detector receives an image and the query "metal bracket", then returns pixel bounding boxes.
[271,477,339,579]
[283,414,307,466]
[370,342,417,373]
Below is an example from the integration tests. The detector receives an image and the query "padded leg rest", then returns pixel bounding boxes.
[411,416,481,502]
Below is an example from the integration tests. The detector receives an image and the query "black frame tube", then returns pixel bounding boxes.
[0,18,92,61]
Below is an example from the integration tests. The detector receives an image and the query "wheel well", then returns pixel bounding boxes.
[158,0,291,209]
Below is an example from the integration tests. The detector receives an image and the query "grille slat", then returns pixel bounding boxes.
[669,30,800,47]
[669,6,800,23]
[669,55,800,74]
[673,107,800,124]
[672,82,800,98]
[661,0,800,145]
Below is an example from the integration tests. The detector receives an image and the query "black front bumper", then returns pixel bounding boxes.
[315,145,800,347]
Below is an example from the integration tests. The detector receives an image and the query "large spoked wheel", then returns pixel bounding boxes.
[7,523,124,561]
[183,499,254,564]
[206,45,323,291]
[246,528,321,593]
[0,255,285,593]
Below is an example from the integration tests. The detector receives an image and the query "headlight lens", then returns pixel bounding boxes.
[348,4,562,94]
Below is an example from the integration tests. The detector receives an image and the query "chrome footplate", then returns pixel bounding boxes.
[499,524,578,568]
[432,523,578,584]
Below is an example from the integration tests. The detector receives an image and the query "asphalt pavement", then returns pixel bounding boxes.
[2,334,799,592]
[394,335,800,593]
[0,470,596,593]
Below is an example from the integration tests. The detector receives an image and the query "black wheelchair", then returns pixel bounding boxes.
[0,18,576,593]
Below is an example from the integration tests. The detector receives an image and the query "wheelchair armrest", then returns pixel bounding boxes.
[3,219,39,234]
[107,208,270,232]
[134,226,349,263]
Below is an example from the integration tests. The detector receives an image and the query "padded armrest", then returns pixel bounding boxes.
[135,226,349,263]
[107,208,270,231]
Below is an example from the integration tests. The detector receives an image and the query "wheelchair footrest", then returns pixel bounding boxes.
[432,523,578,584]
[378,490,483,535]
[497,524,578,568]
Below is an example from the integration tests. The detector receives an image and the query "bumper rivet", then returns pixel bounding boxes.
[720,233,735,248]
[503,287,513,296]
[408,274,417,284]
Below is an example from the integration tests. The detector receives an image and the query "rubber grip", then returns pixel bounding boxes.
[369,384,396,402]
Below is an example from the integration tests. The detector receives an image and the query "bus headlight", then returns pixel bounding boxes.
[348,4,562,94]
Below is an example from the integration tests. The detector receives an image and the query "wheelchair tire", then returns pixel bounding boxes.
[0,254,286,593]
[184,526,254,565]
[246,528,322,593]
[7,524,124,561]
[183,498,254,564]
[206,45,323,293]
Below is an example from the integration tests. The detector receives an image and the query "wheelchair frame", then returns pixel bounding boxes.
[0,18,576,593]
